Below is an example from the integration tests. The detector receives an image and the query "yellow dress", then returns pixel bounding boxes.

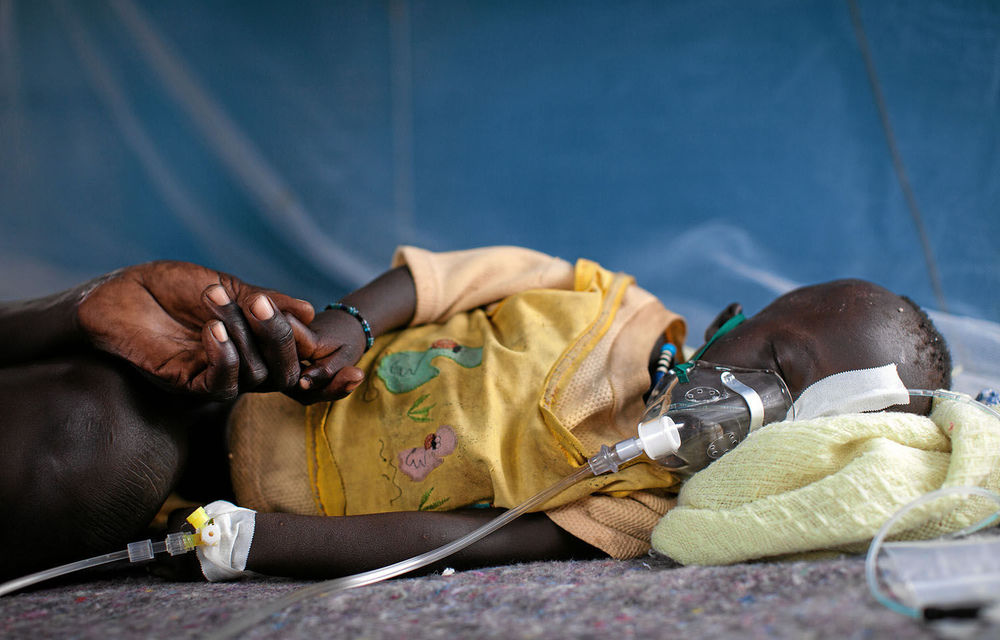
[229,246,687,558]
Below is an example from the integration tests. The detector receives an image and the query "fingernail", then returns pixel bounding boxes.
[299,377,312,390]
[207,285,231,306]
[210,321,229,342]
[251,296,274,320]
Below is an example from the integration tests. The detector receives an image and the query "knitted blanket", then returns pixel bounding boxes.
[652,397,1000,564]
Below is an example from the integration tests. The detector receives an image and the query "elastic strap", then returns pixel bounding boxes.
[673,312,745,383]
[326,302,375,352]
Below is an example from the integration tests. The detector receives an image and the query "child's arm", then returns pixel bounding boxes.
[245,509,600,578]
[291,246,575,402]
[290,265,416,401]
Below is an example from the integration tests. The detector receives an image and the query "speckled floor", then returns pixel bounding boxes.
[2,555,981,639]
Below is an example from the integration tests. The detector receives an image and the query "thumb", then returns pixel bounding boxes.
[286,313,320,356]
[270,293,315,325]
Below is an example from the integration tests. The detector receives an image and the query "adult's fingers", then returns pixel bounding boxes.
[197,320,240,400]
[239,294,301,390]
[203,285,269,389]
[285,314,324,387]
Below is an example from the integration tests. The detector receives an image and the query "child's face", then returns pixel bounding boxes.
[696,280,913,400]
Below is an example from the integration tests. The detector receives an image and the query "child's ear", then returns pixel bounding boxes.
[705,303,743,342]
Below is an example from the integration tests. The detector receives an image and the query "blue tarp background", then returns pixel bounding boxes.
[2,0,998,390]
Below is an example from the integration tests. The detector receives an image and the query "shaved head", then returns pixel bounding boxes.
[699,279,951,413]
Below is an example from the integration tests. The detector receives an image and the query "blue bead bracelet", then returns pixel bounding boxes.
[326,302,375,352]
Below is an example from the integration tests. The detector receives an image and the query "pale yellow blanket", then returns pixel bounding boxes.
[651,397,1000,564]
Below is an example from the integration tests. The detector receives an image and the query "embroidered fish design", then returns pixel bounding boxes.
[377,339,483,393]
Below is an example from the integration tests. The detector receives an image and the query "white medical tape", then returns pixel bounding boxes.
[195,500,257,582]
[787,363,910,421]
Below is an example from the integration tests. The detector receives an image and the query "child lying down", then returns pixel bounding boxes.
[0,246,951,580]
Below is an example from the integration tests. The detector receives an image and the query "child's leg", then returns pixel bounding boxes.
[0,355,191,578]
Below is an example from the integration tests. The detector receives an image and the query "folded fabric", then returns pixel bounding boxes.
[651,397,1000,565]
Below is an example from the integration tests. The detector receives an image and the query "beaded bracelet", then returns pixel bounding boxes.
[325,302,375,352]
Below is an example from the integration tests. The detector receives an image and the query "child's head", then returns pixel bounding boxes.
[697,279,951,413]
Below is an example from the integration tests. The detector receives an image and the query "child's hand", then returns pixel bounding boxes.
[76,261,315,400]
[283,308,370,404]
[282,264,418,404]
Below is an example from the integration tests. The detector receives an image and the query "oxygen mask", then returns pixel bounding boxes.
[637,360,794,474]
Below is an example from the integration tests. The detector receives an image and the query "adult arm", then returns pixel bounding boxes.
[0,288,84,365]
[245,509,601,578]
[0,262,315,399]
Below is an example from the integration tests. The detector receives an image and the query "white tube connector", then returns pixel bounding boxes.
[587,441,638,475]
[637,416,682,460]
[587,416,682,475]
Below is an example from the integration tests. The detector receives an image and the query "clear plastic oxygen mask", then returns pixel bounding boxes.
[590,360,794,476]
[642,360,795,473]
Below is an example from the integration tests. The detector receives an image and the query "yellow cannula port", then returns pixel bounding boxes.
[186,506,210,530]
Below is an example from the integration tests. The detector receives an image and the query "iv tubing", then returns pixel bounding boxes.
[208,462,605,640]
[908,388,1000,422]
[864,388,1000,617]
[864,486,1000,618]
[0,549,130,597]
[0,537,192,597]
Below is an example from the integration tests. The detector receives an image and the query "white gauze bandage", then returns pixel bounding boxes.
[195,500,256,582]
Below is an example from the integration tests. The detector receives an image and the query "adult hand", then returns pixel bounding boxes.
[76,261,315,400]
